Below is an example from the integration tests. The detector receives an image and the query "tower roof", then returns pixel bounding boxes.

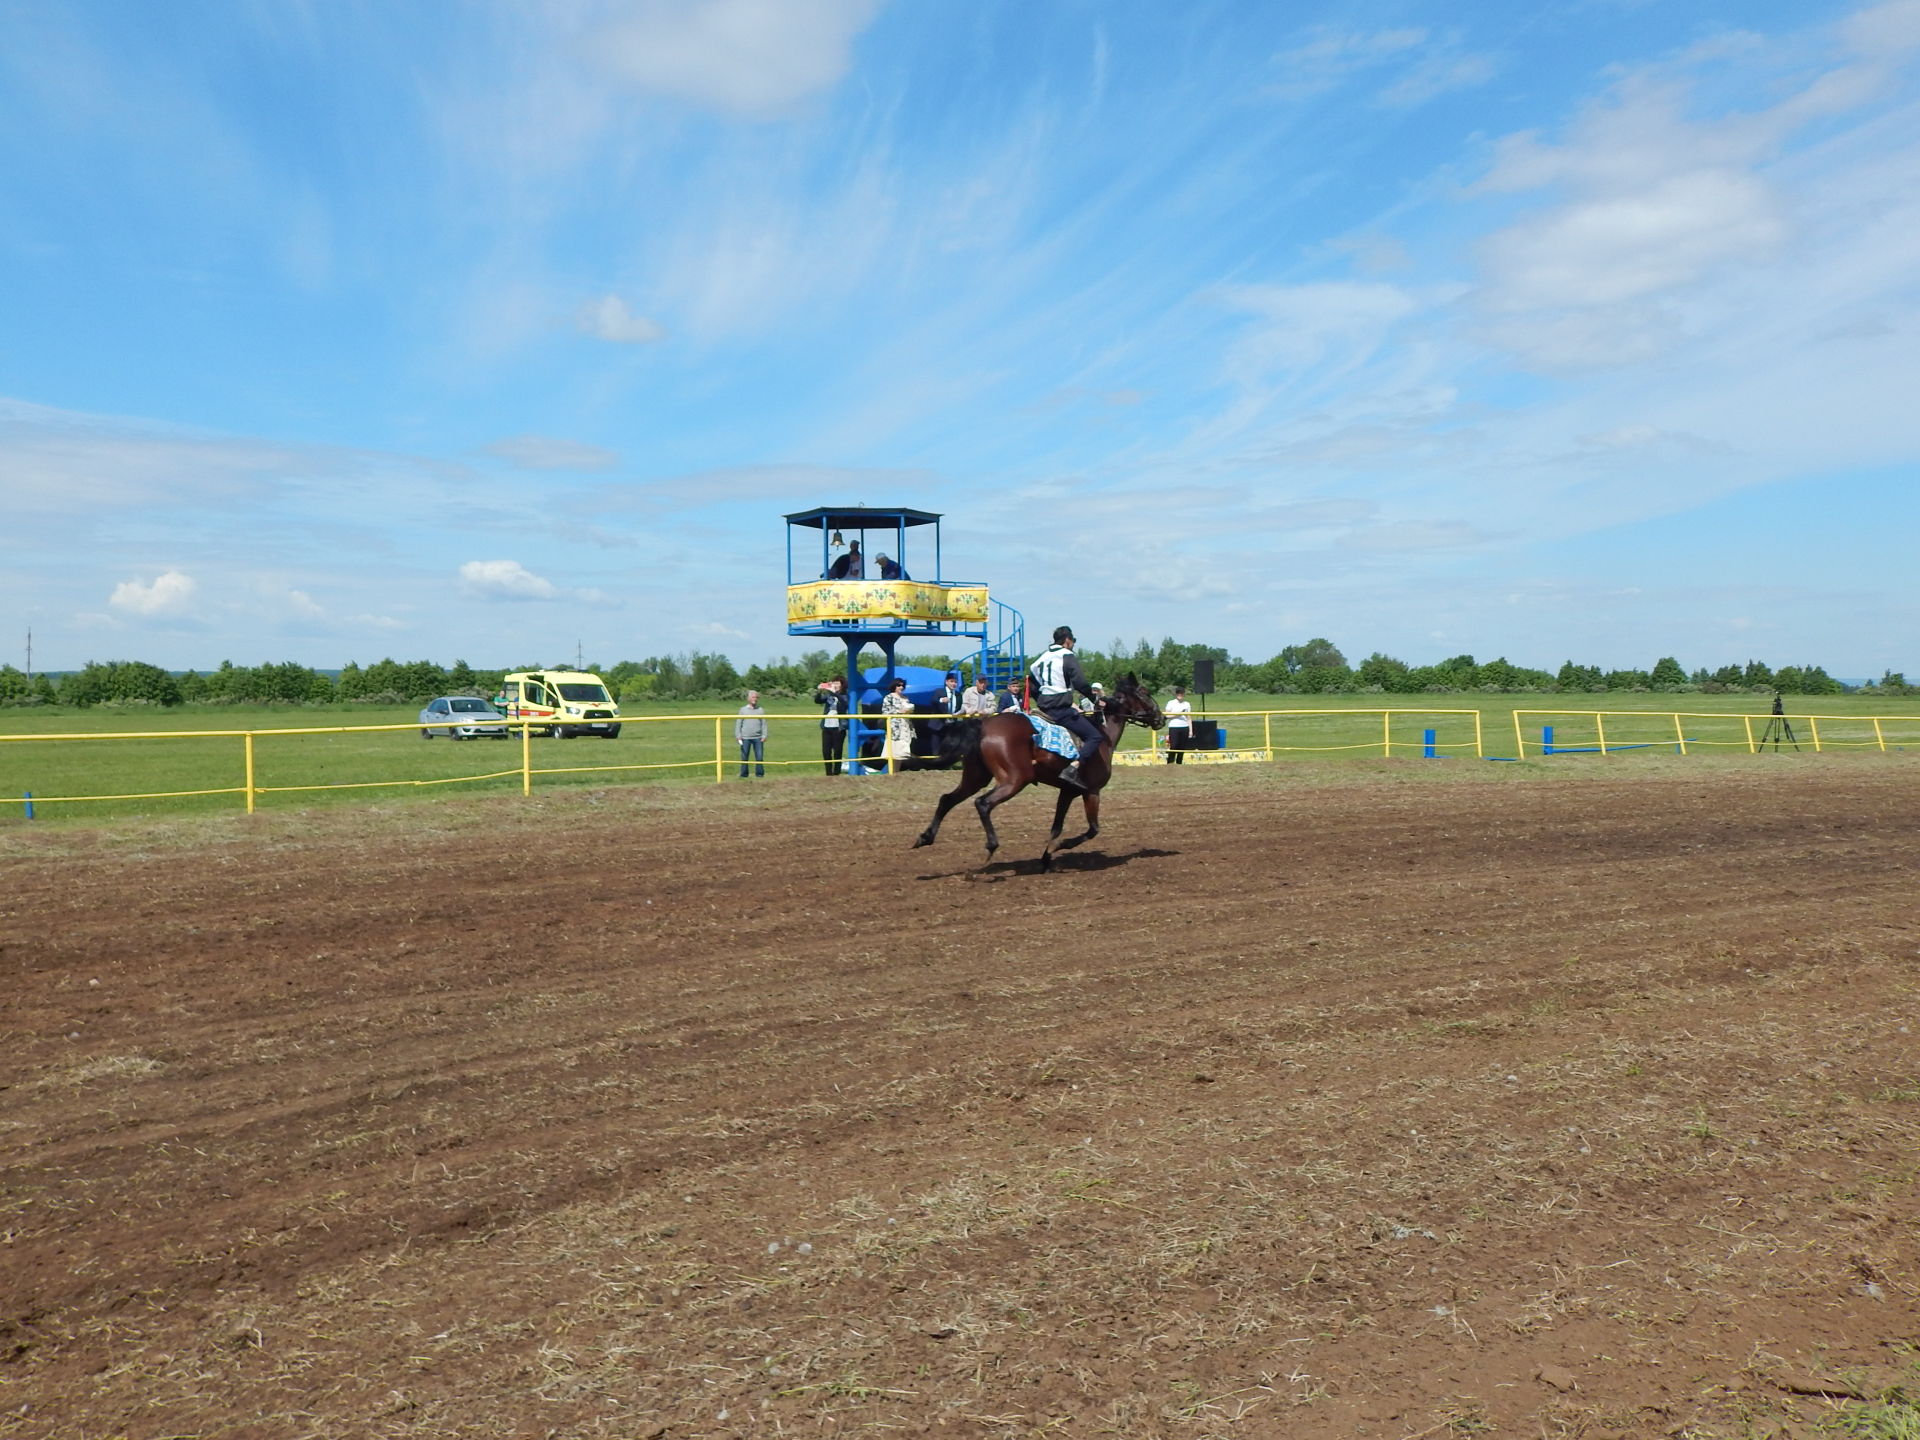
[784,506,942,530]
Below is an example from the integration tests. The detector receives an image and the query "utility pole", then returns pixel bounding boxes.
[24,627,30,676]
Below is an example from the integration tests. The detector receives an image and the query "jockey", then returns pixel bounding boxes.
[1029,625,1104,790]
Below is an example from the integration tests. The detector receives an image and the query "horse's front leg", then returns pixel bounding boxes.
[974,781,1022,858]
[1080,790,1101,843]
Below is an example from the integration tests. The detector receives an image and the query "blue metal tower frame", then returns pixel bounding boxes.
[784,506,1025,760]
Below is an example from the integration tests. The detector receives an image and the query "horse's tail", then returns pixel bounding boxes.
[899,717,986,771]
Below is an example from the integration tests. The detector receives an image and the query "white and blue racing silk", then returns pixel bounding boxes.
[1030,644,1073,698]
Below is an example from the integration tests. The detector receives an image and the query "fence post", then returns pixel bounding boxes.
[1874,717,1886,752]
[1473,709,1483,759]
[1596,713,1609,755]
[1673,713,1688,755]
[23,792,32,821]
[1743,714,1756,754]
[1423,728,1436,758]
[1263,712,1272,761]
[1382,711,1392,758]
[244,732,256,814]
[521,719,532,796]
[715,716,725,784]
[1543,724,1555,755]
[1808,715,1822,752]
[1513,712,1527,759]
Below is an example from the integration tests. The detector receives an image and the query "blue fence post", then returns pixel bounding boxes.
[1542,725,1555,756]
[23,792,32,821]
[1422,728,1436,759]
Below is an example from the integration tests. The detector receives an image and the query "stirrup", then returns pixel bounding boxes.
[1058,761,1088,790]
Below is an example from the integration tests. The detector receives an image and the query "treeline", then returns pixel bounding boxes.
[0,654,856,709]
[2,642,1911,710]
[1060,639,1891,698]
[0,658,510,708]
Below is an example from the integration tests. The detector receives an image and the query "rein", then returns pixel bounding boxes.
[1099,687,1163,731]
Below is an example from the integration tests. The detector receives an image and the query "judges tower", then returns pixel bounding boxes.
[784,505,1025,716]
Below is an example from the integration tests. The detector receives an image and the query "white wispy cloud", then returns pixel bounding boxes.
[590,0,886,118]
[577,294,667,344]
[458,559,561,601]
[0,399,293,516]
[1265,26,1428,102]
[1216,282,1422,381]
[108,571,198,618]
[484,434,622,470]
[1379,48,1499,107]
[284,588,328,621]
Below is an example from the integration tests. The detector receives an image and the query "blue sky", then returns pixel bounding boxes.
[3,0,1917,676]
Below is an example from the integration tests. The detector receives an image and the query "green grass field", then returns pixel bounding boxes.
[4,690,1919,824]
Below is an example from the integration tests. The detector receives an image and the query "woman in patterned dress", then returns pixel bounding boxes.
[881,678,915,773]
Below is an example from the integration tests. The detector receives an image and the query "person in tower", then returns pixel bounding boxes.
[826,540,863,580]
[1028,625,1103,791]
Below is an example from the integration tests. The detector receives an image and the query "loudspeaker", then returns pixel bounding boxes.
[1191,659,1215,694]
[1190,719,1220,750]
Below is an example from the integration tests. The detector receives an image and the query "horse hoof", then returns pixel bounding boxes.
[912,834,932,848]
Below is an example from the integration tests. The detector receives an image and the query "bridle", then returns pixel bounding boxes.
[1100,682,1164,732]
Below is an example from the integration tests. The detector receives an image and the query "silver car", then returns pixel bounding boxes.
[419,696,511,740]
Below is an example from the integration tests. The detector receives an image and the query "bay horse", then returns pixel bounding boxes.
[912,674,1163,871]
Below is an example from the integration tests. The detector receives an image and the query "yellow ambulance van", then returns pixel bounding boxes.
[497,670,622,738]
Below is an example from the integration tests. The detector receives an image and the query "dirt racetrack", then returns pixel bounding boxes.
[3,757,1917,1439]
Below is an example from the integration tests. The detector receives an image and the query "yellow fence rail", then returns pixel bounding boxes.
[9,704,1913,819]
[1512,709,1920,758]
[1110,708,1485,765]
[0,707,1491,817]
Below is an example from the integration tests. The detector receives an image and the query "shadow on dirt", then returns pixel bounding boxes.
[917,846,1181,882]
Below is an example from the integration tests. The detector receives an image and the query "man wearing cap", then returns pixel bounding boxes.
[1028,625,1103,790]
[960,674,996,718]
[924,670,962,756]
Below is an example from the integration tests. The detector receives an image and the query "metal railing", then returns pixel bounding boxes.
[1512,709,1920,758]
[18,704,1918,820]
[2,707,1492,817]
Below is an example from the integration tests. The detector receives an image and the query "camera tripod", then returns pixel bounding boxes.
[1757,692,1799,751]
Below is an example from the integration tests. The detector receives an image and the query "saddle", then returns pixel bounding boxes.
[1023,712,1080,760]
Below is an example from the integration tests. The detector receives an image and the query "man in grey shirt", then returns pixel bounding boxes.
[735,690,767,778]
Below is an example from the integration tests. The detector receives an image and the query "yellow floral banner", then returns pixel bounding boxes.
[787,581,989,624]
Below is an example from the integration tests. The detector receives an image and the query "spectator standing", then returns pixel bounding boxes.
[735,690,767,778]
[925,671,962,753]
[814,677,848,776]
[1164,685,1192,764]
[881,677,915,773]
[960,674,996,717]
[999,677,1026,713]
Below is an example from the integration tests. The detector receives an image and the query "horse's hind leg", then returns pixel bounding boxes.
[974,781,1023,859]
[914,758,989,848]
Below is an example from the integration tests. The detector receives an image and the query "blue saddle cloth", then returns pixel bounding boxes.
[1023,713,1080,759]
